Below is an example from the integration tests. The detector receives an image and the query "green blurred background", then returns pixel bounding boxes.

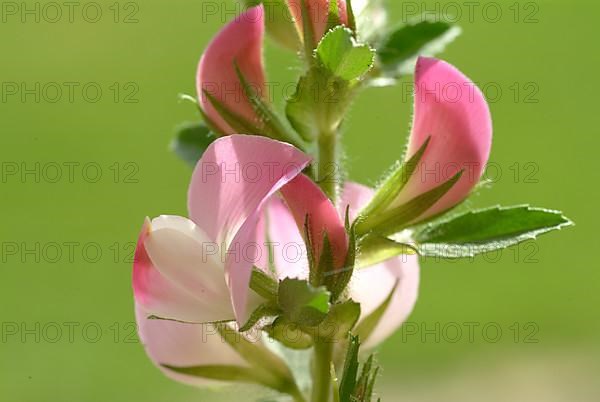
[1,0,598,400]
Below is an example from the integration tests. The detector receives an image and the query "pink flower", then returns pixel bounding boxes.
[196,6,266,134]
[287,0,349,45]
[133,135,350,383]
[390,57,493,221]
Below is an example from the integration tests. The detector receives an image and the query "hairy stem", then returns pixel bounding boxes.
[311,341,334,402]
[317,128,339,203]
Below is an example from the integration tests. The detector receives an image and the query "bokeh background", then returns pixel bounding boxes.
[1,0,598,401]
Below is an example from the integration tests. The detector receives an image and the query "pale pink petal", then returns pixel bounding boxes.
[196,6,266,134]
[133,216,235,323]
[279,174,348,270]
[287,0,348,45]
[264,195,310,280]
[341,182,420,349]
[188,135,311,323]
[135,304,247,387]
[393,57,493,220]
[349,254,420,349]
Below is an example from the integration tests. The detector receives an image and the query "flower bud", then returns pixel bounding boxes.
[196,6,266,134]
[287,0,349,46]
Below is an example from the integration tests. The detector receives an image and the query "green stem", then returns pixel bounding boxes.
[311,341,334,402]
[317,128,339,204]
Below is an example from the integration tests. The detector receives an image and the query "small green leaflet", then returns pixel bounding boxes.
[413,205,573,258]
[316,26,375,81]
[170,122,216,166]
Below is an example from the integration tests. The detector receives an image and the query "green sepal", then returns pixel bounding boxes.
[354,355,380,402]
[278,278,331,327]
[316,26,375,81]
[325,221,357,301]
[345,0,357,33]
[339,334,360,401]
[316,232,335,287]
[234,62,307,150]
[243,0,301,50]
[300,0,316,59]
[170,121,216,167]
[359,136,430,219]
[249,267,279,302]
[202,89,263,134]
[356,169,464,236]
[326,0,342,31]
[413,205,574,258]
[356,235,417,268]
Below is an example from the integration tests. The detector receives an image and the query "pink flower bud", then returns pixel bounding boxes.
[394,57,493,220]
[287,0,349,45]
[196,6,266,134]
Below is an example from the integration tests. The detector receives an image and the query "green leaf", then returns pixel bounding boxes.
[360,136,430,219]
[339,335,360,401]
[278,278,331,327]
[316,26,375,81]
[378,20,459,73]
[413,206,574,258]
[239,303,280,332]
[356,170,464,236]
[163,364,275,385]
[215,324,299,393]
[286,66,353,141]
[316,300,360,341]
[170,122,216,167]
[356,235,417,268]
[265,317,314,350]
[355,281,397,342]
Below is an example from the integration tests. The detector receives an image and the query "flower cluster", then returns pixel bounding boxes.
[131,1,570,400]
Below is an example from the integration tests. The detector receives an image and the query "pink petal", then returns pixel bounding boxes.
[196,6,266,134]
[133,216,235,323]
[188,135,311,324]
[279,174,348,270]
[394,57,493,220]
[135,304,247,387]
[287,0,348,45]
[341,182,420,349]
